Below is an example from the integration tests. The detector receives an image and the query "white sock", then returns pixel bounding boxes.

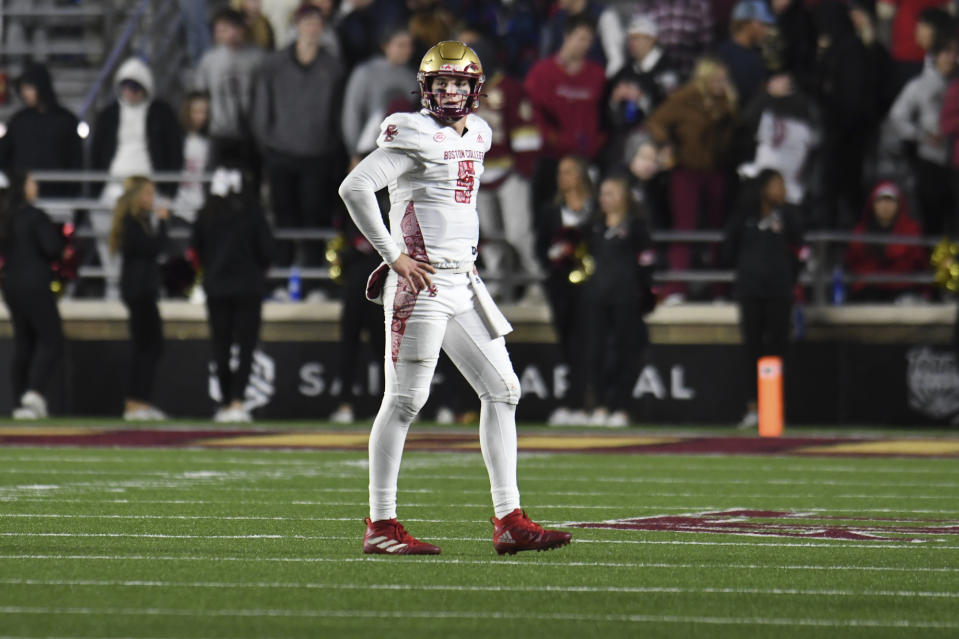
[368,395,414,521]
[479,399,521,518]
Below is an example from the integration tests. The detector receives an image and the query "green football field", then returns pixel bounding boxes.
[1,424,958,638]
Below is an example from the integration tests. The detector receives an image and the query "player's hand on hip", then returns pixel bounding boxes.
[391,254,436,292]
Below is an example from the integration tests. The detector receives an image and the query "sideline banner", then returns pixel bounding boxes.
[0,339,953,424]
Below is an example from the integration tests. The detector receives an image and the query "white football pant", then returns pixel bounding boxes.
[368,270,522,521]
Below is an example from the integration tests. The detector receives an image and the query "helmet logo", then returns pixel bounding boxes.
[439,64,456,71]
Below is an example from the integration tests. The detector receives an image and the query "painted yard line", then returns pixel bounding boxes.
[5,467,959,489]
[6,500,959,517]
[519,461,959,475]
[5,454,959,476]
[2,578,958,599]
[6,511,957,525]
[4,496,956,509]
[3,554,959,572]
[0,531,953,549]
[0,606,956,629]
[0,513,460,523]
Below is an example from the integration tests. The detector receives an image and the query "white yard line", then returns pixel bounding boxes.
[0,606,956,629]
[1,578,957,598]
[0,531,954,549]
[1,554,958,571]
[6,500,959,516]
[3,466,959,489]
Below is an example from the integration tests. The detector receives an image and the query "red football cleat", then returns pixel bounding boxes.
[490,509,572,555]
[363,517,441,555]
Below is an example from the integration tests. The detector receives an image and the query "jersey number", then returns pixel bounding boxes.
[455,160,475,204]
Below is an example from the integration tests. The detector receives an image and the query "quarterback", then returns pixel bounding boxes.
[338,41,571,556]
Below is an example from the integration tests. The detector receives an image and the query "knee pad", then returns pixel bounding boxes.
[482,370,521,406]
[390,387,431,421]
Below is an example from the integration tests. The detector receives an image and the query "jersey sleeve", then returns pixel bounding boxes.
[376,112,424,155]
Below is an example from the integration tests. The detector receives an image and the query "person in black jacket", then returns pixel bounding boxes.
[581,175,656,428]
[0,64,83,197]
[108,176,171,420]
[0,170,65,418]
[722,168,802,427]
[191,167,274,423]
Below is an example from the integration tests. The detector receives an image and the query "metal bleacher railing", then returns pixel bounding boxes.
[32,170,939,306]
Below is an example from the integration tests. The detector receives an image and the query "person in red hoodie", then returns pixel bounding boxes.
[844,180,929,302]
[524,14,607,207]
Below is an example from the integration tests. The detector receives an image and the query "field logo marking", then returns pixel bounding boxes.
[565,509,959,542]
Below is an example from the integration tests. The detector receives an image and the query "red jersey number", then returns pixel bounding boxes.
[455,160,475,204]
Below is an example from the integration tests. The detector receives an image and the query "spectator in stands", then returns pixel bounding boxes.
[90,56,183,300]
[844,180,929,302]
[581,175,655,428]
[882,0,952,92]
[603,15,680,172]
[191,167,274,423]
[716,0,775,106]
[811,1,881,229]
[525,15,607,205]
[721,168,802,428]
[108,177,171,421]
[626,132,671,231]
[535,155,595,426]
[642,0,715,79]
[469,36,546,304]
[942,60,959,228]
[341,26,416,169]
[737,73,820,209]
[307,0,345,58]
[178,0,213,65]
[0,63,83,197]
[645,56,737,301]
[0,170,65,419]
[888,37,959,236]
[539,0,627,77]
[92,57,184,200]
[768,0,817,90]
[232,0,276,50]
[194,8,266,178]
[173,91,212,225]
[252,3,346,270]
[262,0,301,49]
[337,0,396,71]
[849,1,898,121]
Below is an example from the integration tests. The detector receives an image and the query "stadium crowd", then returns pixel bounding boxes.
[2,0,959,423]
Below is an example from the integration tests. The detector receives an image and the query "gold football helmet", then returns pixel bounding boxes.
[417,41,485,121]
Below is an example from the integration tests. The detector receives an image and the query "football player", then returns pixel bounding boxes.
[339,41,572,556]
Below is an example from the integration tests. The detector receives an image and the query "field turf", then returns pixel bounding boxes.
[1,424,958,638]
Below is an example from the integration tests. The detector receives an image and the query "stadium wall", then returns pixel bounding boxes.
[0,302,956,425]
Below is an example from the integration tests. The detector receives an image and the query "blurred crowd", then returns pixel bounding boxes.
[2,0,958,305]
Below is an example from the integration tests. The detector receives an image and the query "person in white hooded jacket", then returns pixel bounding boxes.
[91,57,184,198]
[90,56,183,298]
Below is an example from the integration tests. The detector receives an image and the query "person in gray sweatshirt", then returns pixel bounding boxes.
[194,8,266,182]
[252,3,345,269]
[888,37,959,236]
[340,27,417,169]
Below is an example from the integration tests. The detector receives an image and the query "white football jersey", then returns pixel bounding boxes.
[376,109,493,267]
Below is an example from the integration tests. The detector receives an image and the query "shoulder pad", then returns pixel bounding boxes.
[376,112,426,153]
